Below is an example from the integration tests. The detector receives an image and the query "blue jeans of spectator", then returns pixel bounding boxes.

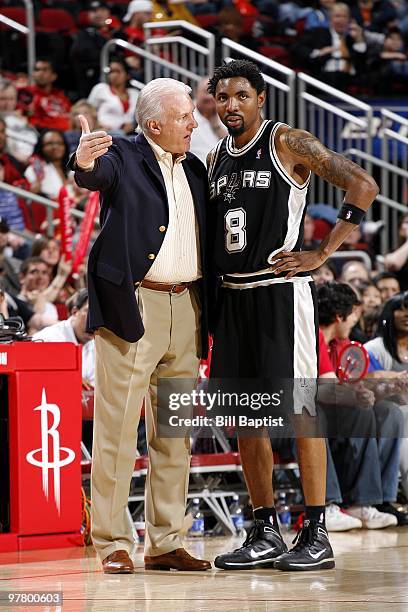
[327,400,403,505]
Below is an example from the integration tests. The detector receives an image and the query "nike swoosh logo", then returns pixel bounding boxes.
[309,549,326,560]
[250,547,276,559]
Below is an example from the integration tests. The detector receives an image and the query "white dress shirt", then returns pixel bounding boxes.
[32,318,95,385]
[144,135,201,283]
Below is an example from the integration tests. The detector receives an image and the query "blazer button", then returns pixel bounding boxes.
[159,225,166,232]
[148,253,155,260]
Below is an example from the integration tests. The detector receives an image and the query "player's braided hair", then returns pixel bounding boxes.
[207,60,266,96]
[317,282,361,326]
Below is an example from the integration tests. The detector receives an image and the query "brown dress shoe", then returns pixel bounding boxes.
[102,550,134,574]
[144,548,211,571]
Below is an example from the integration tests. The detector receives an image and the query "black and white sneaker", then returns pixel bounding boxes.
[214,520,287,570]
[274,520,335,571]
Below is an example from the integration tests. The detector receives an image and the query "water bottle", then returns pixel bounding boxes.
[276,492,291,532]
[188,498,204,537]
[229,495,244,535]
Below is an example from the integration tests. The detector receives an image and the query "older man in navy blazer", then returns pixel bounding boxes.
[72,78,211,573]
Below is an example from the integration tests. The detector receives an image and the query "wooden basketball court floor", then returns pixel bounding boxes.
[0,527,407,612]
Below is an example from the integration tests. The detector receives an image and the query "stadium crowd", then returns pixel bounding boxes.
[0,0,407,535]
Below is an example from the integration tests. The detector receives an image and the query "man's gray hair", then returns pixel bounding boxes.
[135,78,192,132]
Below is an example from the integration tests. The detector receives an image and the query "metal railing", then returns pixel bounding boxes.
[100,38,202,90]
[0,0,36,82]
[298,72,374,215]
[0,181,87,238]
[343,149,408,253]
[380,109,408,252]
[143,20,215,84]
[221,39,296,127]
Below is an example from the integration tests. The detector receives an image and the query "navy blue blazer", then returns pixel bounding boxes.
[71,133,209,357]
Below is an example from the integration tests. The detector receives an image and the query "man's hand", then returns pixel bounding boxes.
[269,249,327,279]
[349,20,364,44]
[355,382,375,409]
[75,115,113,170]
[318,46,336,57]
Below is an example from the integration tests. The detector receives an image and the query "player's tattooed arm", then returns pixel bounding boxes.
[282,128,378,209]
[269,128,379,279]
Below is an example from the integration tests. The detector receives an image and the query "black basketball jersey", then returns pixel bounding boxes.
[208,120,310,275]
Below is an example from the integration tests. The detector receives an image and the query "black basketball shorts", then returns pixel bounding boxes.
[210,274,319,416]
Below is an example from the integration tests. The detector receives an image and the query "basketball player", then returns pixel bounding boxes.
[207,60,379,571]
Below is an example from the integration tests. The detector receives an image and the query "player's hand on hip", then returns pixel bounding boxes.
[75,114,113,170]
[269,249,327,279]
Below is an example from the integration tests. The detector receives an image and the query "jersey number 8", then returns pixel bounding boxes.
[225,208,247,253]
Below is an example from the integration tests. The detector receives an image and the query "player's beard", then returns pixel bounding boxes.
[226,123,245,137]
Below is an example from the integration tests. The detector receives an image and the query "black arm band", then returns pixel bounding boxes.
[337,203,365,225]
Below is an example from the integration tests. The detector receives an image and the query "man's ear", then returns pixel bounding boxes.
[258,90,266,109]
[146,119,162,135]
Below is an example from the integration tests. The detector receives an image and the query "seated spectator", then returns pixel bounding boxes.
[0,80,38,163]
[32,289,95,387]
[66,100,100,155]
[88,59,138,133]
[17,257,61,333]
[365,292,408,372]
[189,78,227,163]
[278,0,312,28]
[337,224,374,260]
[384,212,408,290]
[304,0,335,30]
[364,293,408,503]
[0,218,22,296]
[0,118,26,184]
[24,130,72,202]
[350,280,382,342]
[31,235,61,277]
[213,7,260,65]
[371,28,408,92]
[373,271,401,302]
[31,236,77,318]
[0,161,25,232]
[302,212,320,250]
[311,260,337,285]
[70,1,118,98]
[293,3,369,91]
[17,59,71,132]
[318,282,407,527]
[352,0,397,34]
[340,259,370,287]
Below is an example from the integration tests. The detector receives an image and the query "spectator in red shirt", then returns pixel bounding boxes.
[18,59,72,132]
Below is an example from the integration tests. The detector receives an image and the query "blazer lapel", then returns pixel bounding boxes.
[135,134,168,200]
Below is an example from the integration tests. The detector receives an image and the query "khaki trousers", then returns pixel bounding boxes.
[91,286,200,560]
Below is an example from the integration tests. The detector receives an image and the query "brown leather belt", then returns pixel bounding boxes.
[137,279,193,294]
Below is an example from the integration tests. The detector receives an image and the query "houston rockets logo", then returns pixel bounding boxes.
[26,389,75,515]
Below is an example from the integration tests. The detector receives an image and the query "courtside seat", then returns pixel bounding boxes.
[0,6,27,26]
[195,13,218,29]
[37,8,77,33]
